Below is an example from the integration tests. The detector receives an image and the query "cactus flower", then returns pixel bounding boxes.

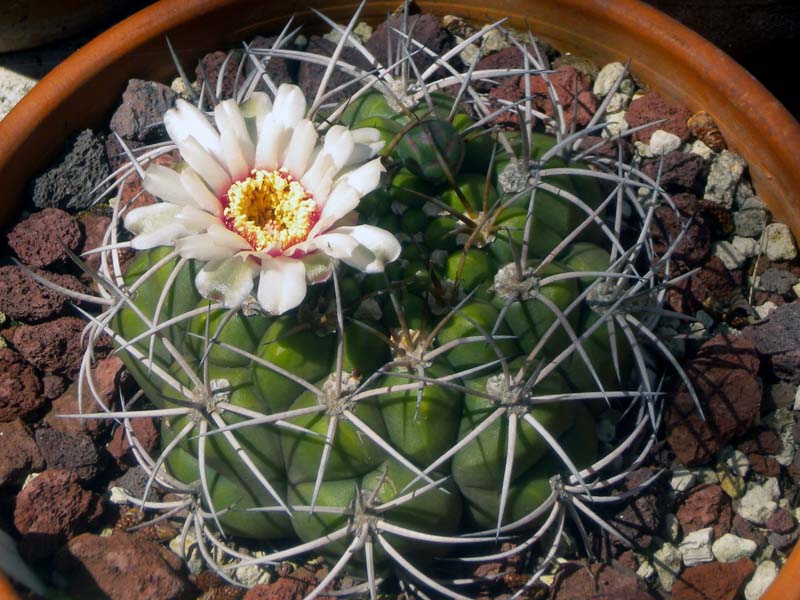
[123,83,400,315]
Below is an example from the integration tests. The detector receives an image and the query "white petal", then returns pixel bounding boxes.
[164,99,224,164]
[177,136,231,195]
[309,183,359,237]
[303,232,359,259]
[175,205,218,232]
[322,125,354,170]
[180,169,222,216]
[124,203,187,249]
[332,225,402,273]
[300,153,336,203]
[195,256,258,308]
[142,164,193,206]
[351,127,382,145]
[300,253,334,284]
[254,116,290,171]
[339,158,384,196]
[281,119,318,176]
[215,99,255,176]
[175,233,244,261]
[207,223,253,250]
[241,92,273,133]
[272,84,306,128]
[257,256,307,315]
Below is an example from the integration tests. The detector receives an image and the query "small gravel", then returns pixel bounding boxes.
[713,533,758,562]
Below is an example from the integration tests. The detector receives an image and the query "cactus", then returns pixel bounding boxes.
[56,4,703,597]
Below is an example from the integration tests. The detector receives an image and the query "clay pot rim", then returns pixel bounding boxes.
[0,1,798,597]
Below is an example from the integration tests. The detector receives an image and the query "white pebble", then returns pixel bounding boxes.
[761,223,798,262]
[721,447,750,478]
[602,111,629,138]
[653,542,682,592]
[713,240,747,270]
[775,427,796,466]
[679,527,714,566]
[712,533,757,562]
[605,92,630,114]
[744,561,778,600]
[737,484,778,525]
[755,302,778,320]
[763,477,781,500]
[794,281,800,298]
[795,386,800,411]
[693,467,720,485]
[649,130,682,155]
[593,62,630,97]
[664,513,682,542]
[732,236,759,258]
[637,560,656,581]
[705,150,747,209]
[690,139,715,160]
[670,469,697,493]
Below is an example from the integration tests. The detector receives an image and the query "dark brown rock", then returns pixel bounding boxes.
[0,419,44,486]
[12,316,85,377]
[246,35,296,89]
[35,428,101,482]
[671,558,755,600]
[106,418,159,465]
[111,78,176,142]
[6,208,82,268]
[748,453,782,476]
[625,92,693,143]
[13,469,102,560]
[30,129,110,212]
[574,134,633,162]
[0,346,44,422]
[765,508,795,534]
[608,468,664,549]
[0,266,90,323]
[768,528,800,552]
[665,335,761,465]
[548,560,653,600]
[243,567,322,600]
[521,66,598,130]
[42,373,67,400]
[642,151,707,195]
[297,36,374,107]
[790,451,800,484]
[676,484,733,539]
[667,255,739,315]
[78,213,112,273]
[651,193,711,269]
[731,514,768,549]
[56,531,195,600]
[737,429,782,455]
[105,134,144,170]
[196,50,241,101]
[45,381,110,437]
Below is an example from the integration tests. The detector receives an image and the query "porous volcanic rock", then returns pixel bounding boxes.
[549,560,654,599]
[247,35,297,90]
[30,129,110,212]
[0,419,44,486]
[195,50,241,101]
[742,300,800,384]
[676,484,733,539]
[106,418,159,466]
[110,78,177,142]
[12,316,85,377]
[35,428,102,482]
[6,207,82,268]
[666,255,739,315]
[78,213,113,273]
[665,334,761,466]
[520,65,598,130]
[0,346,44,422]
[56,531,195,600]
[243,567,321,600]
[671,558,755,600]
[13,469,102,560]
[625,92,693,143]
[642,151,707,195]
[0,265,89,323]
[297,36,374,106]
[609,468,665,549]
[651,192,711,270]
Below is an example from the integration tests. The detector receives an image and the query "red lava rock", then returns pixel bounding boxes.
[196,50,241,100]
[12,316,85,378]
[13,469,102,560]
[297,36,374,106]
[0,346,44,422]
[488,77,524,127]
[548,560,654,600]
[366,14,456,79]
[671,558,755,600]
[118,151,180,216]
[105,134,144,170]
[737,429,782,455]
[35,428,101,482]
[521,66,598,130]
[609,468,664,549]
[6,208,83,268]
[247,35,296,90]
[111,78,177,142]
[667,254,739,316]
[45,381,110,437]
[742,300,800,384]
[0,419,44,486]
[676,484,733,539]
[748,453,782,477]
[0,265,90,323]
[731,514,768,549]
[106,418,159,465]
[665,335,761,465]
[625,92,693,143]
[243,567,323,600]
[575,134,633,162]
[79,213,113,273]
[642,151,707,195]
[56,531,195,600]
[30,130,111,212]
[651,193,711,270]
[765,508,795,534]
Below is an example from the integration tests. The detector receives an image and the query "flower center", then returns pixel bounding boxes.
[223,169,319,253]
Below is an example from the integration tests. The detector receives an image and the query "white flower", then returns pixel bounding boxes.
[123,84,400,315]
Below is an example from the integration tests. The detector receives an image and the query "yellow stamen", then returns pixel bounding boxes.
[224,169,318,251]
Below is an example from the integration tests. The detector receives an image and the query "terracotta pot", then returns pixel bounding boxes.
[0,570,21,600]
[0,0,798,596]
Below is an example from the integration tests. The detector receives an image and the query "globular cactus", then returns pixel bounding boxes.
[65,4,700,597]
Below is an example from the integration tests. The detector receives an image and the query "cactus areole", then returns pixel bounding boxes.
[81,7,694,596]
